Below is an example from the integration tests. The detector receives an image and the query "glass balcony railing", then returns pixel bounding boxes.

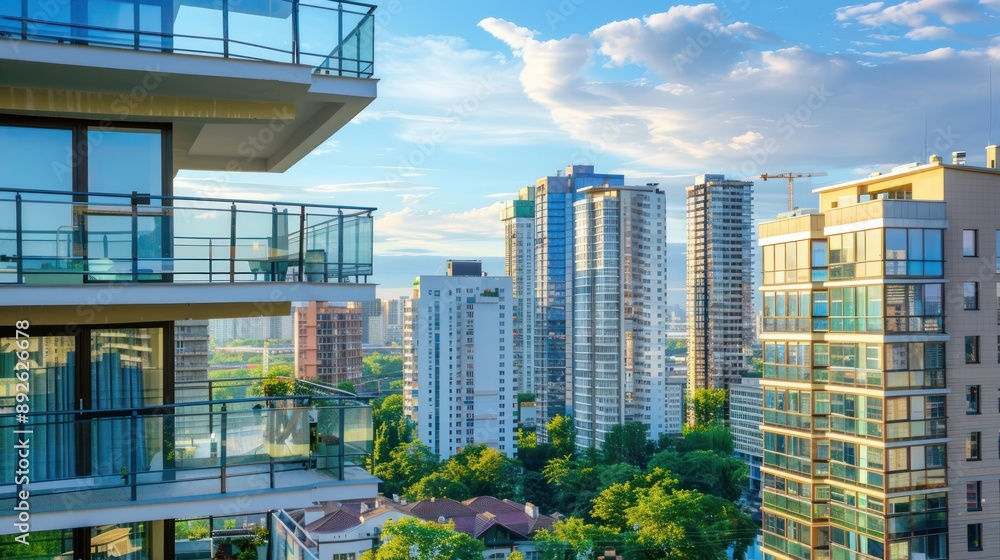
[0,0,376,77]
[0,187,374,285]
[272,511,320,560]
[0,392,373,514]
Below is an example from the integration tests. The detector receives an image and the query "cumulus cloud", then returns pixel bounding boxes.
[729,131,764,150]
[375,203,506,256]
[837,0,981,28]
[478,5,997,181]
[905,25,961,39]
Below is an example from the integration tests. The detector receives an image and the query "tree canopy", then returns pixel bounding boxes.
[359,518,484,560]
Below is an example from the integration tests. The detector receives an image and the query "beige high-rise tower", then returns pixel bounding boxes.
[760,150,1000,560]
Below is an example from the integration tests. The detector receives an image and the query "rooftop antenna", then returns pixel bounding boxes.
[990,65,993,147]
[923,112,928,163]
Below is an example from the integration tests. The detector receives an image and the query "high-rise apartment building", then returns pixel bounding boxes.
[403,261,515,459]
[502,187,536,396]
[686,174,754,414]
[534,165,624,441]
[210,315,293,345]
[572,185,668,448]
[382,296,407,345]
[360,299,384,345]
[663,380,686,436]
[730,376,763,508]
[295,302,364,384]
[760,149,1000,560]
[0,2,379,556]
[175,320,210,384]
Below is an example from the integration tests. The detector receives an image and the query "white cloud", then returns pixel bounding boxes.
[900,46,957,59]
[306,180,439,194]
[478,6,998,180]
[397,193,429,206]
[835,2,887,22]
[375,203,506,256]
[905,25,960,39]
[838,0,981,28]
[729,131,764,150]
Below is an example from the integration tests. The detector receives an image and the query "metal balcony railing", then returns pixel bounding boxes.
[0,0,376,78]
[0,391,373,514]
[0,187,374,285]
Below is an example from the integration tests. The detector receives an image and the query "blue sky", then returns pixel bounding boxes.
[176,0,1000,297]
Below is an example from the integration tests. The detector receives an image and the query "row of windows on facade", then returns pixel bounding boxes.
[763,228,1000,286]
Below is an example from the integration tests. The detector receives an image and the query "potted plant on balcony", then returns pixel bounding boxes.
[251,525,269,559]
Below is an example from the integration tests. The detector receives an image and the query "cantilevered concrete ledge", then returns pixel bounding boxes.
[0,282,376,324]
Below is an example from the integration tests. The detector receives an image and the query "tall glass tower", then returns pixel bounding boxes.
[533,165,624,442]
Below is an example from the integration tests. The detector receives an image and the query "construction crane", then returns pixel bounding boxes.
[759,172,828,212]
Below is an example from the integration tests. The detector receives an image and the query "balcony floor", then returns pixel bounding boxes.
[0,464,378,534]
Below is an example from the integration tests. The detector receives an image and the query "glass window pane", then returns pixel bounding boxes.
[1,335,77,482]
[866,229,883,261]
[963,230,978,257]
[88,128,163,200]
[0,126,75,275]
[996,230,1000,273]
[886,229,906,259]
[812,240,828,267]
[925,230,942,260]
[908,229,924,261]
[0,530,74,558]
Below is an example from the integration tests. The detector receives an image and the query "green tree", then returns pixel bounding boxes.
[437,445,520,499]
[647,449,748,502]
[601,422,654,467]
[362,359,382,377]
[691,388,727,427]
[247,364,295,397]
[517,428,537,450]
[749,357,764,378]
[626,485,755,560]
[547,415,576,457]
[508,552,526,560]
[591,481,638,532]
[542,453,602,519]
[677,424,734,455]
[533,517,620,560]
[374,440,439,499]
[408,472,472,501]
[337,381,355,393]
[360,518,484,560]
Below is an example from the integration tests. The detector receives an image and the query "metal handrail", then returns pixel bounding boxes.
[0,186,375,215]
[0,186,375,285]
[0,0,377,76]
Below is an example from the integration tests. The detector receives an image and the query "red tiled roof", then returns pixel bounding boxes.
[305,509,363,534]
[402,498,478,519]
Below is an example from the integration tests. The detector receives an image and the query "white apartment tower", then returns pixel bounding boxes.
[403,262,515,459]
[501,186,536,395]
[686,174,754,413]
[572,185,668,449]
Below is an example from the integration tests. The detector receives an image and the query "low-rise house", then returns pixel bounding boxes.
[289,496,556,559]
